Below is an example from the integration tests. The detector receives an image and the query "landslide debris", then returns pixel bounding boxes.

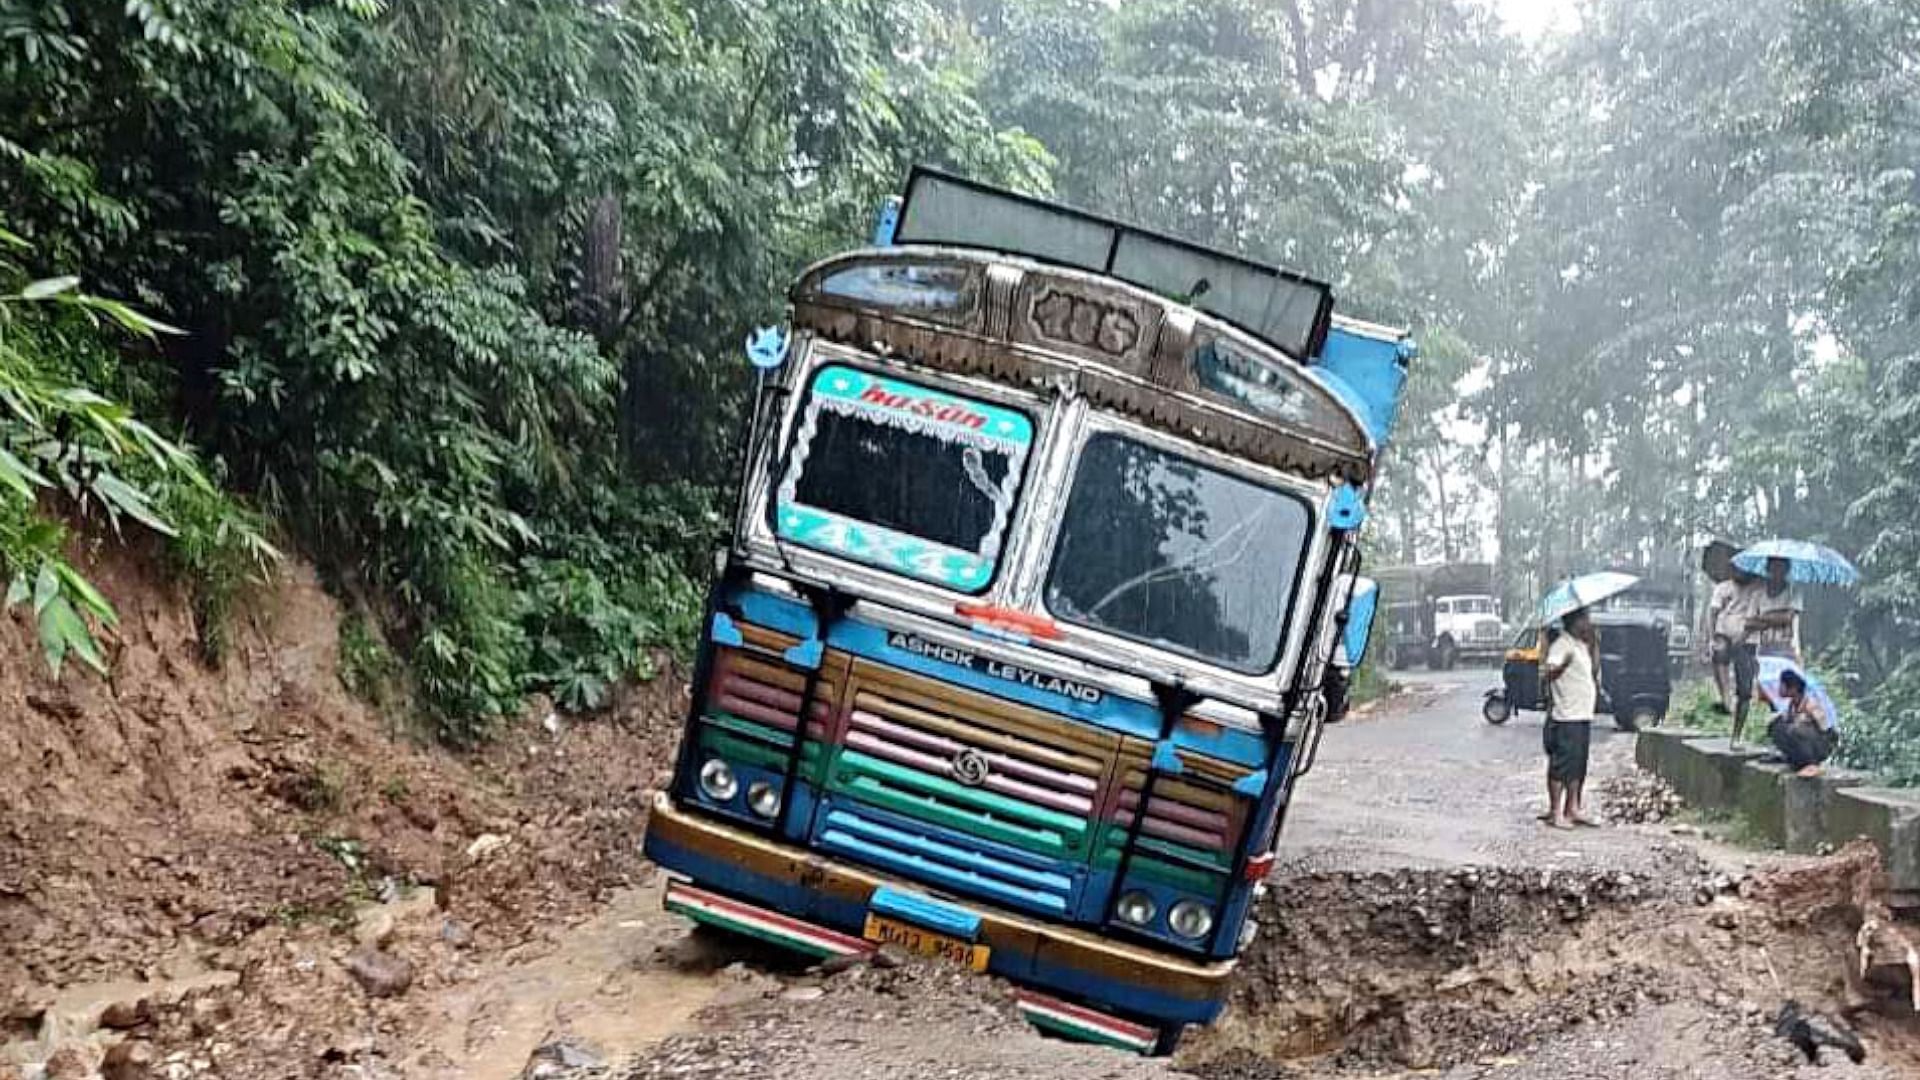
[1,544,685,1078]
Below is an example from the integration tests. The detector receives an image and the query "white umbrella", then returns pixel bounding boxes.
[1534,571,1639,628]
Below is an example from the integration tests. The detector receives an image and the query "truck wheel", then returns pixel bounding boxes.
[1482,695,1512,725]
[1153,1025,1187,1056]
[1430,639,1457,671]
[1385,646,1404,671]
[1618,705,1662,732]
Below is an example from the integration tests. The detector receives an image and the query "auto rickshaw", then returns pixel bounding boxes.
[1482,614,1672,731]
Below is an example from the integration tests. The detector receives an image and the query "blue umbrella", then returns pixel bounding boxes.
[1733,539,1860,587]
[1535,571,1639,627]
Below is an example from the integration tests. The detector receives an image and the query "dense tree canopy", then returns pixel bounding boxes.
[7,0,1920,772]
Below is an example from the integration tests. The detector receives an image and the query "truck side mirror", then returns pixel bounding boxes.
[1340,577,1378,667]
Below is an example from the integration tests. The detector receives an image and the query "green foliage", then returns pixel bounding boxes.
[338,611,400,707]
[1,0,1043,735]
[1667,683,1734,737]
[13,0,1919,776]
[296,762,353,816]
[1346,652,1391,709]
[0,223,275,673]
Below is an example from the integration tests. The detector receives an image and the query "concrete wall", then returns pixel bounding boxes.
[1635,728,1916,897]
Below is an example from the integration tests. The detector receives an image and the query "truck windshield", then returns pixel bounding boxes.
[1044,433,1311,673]
[775,365,1034,592]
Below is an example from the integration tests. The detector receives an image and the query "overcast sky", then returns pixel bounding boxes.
[1485,0,1582,40]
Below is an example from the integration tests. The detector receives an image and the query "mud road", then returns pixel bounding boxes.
[545,673,1911,1080]
[1283,670,1674,874]
[18,661,1913,1079]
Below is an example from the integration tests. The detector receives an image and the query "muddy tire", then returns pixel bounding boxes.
[1482,695,1511,725]
[1617,705,1662,733]
[1430,638,1457,671]
[1153,1025,1186,1056]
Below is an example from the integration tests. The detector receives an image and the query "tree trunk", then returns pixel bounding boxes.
[1494,365,1511,614]
[581,191,625,345]
[1279,0,1318,99]
[1398,478,1417,564]
[1341,0,1378,100]
[1430,445,1456,563]
[1539,450,1554,588]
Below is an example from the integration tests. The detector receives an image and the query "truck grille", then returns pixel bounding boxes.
[1104,752,1244,871]
[698,630,1257,925]
[831,680,1108,860]
[1114,782,1233,852]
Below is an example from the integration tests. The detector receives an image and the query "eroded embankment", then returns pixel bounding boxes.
[1179,854,1920,1077]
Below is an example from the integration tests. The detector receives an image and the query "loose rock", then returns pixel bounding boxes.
[440,918,475,949]
[343,945,415,998]
[101,997,152,1030]
[354,907,397,948]
[523,1037,606,1078]
[103,1039,158,1080]
[465,834,510,861]
[1600,773,1685,825]
[44,1046,93,1080]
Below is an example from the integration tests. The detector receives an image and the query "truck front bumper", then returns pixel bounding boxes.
[644,793,1236,1037]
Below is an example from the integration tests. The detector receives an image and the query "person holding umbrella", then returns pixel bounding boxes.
[1747,556,1803,662]
[1543,607,1600,829]
[1532,571,1638,828]
[1729,539,1861,744]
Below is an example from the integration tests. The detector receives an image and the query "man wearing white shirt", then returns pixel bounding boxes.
[1542,608,1600,830]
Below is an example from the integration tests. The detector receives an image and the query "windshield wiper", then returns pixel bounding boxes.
[1085,507,1271,617]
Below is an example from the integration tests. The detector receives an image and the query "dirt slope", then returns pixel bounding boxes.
[1,540,685,1075]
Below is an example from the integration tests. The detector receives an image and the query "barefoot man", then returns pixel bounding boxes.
[1543,608,1600,829]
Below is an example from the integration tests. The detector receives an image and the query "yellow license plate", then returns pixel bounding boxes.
[862,913,990,972]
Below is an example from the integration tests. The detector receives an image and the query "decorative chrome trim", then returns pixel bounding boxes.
[1330,312,1410,341]
[788,248,1374,480]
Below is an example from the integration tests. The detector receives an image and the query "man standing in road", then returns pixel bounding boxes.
[1543,608,1600,830]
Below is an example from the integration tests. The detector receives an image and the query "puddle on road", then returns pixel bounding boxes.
[402,878,720,1080]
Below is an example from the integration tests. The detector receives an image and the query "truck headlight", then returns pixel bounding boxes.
[747,780,782,819]
[698,759,739,802]
[1168,900,1215,940]
[1115,891,1156,927]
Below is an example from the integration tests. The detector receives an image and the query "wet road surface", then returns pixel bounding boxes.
[1283,668,1670,874]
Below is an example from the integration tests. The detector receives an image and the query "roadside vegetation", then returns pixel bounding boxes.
[7,0,1920,775]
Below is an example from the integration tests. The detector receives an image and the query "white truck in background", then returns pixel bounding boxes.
[1374,563,1504,670]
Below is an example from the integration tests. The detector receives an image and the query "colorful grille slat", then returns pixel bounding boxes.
[710,654,833,737]
[817,805,1075,914]
[1113,784,1233,851]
